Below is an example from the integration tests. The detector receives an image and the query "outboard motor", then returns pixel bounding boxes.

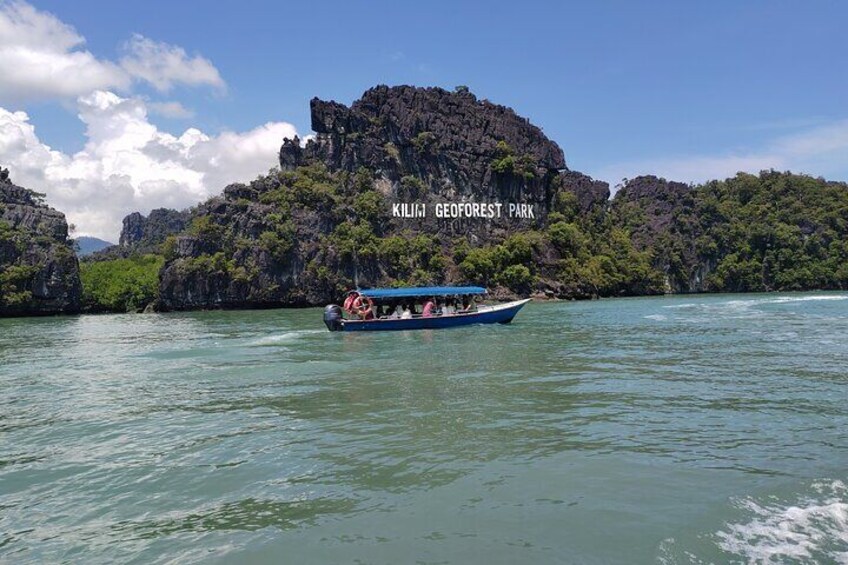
[323,304,344,332]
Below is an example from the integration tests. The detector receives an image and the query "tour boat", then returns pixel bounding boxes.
[323,286,531,332]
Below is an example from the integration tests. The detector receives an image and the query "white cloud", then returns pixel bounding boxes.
[120,34,225,93]
[594,119,848,191]
[0,91,297,240]
[148,101,194,119]
[0,1,129,103]
[773,119,848,157]
[0,2,224,105]
[0,3,258,241]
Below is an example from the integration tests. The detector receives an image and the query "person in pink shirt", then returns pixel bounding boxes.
[422,298,436,317]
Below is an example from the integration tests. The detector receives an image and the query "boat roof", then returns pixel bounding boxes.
[357,286,486,299]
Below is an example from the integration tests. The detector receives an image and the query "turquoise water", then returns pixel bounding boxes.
[1,293,847,563]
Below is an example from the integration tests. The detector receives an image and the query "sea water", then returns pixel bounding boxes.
[1,293,847,563]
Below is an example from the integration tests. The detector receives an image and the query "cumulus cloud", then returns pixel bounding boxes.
[0,2,264,241]
[0,91,297,240]
[0,2,225,104]
[594,120,848,190]
[120,34,225,92]
[0,1,129,103]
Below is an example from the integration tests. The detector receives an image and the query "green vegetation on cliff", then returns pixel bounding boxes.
[0,263,37,307]
[613,171,848,293]
[0,220,31,307]
[150,161,671,308]
[490,141,537,180]
[74,168,848,313]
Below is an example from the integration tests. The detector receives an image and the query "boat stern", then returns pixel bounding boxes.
[323,304,345,331]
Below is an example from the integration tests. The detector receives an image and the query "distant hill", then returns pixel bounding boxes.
[74,236,114,256]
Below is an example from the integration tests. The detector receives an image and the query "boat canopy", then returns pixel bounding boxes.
[357,286,486,299]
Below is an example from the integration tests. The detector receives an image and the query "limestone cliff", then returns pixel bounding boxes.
[0,168,82,315]
[119,209,191,250]
[87,208,191,262]
[611,176,708,292]
[292,86,564,181]
[610,172,848,293]
[280,85,575,239]
[157,85,616,310]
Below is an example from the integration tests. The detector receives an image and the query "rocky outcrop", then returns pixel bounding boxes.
[156,85,629,310]
[611,175,712,292]
[612,176,695,249]
[0,168,82,315]
[613,175,695,248]
[156,182,345,311]
[300,85,566,173]
[119,208,190,249]
[558,170,611,214]
[88,208,190,262]
[281,85,576,237]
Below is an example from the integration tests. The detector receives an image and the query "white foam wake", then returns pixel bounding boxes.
[251,329,324,345]
[716,480,848,563]
[644,314,668,321]
[766,294,848,304]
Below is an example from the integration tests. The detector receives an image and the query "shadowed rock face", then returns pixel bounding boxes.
[281,85,574,236]
[88,208,191,262]
[0,168,81,315]
[302,85,565,171]
[155,185,345,311]
[612,175,694,250]
[119,209,190,250]
[557,170,611,214]
[611,175,710,293]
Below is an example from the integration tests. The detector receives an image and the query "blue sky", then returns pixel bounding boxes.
[1,1,847,238]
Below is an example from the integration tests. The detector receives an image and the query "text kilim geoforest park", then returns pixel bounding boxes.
[392,201,536,219]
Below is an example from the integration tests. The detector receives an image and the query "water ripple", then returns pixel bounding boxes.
[1,293,847,563]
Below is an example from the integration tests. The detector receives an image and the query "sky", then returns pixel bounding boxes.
[1,0,846,240]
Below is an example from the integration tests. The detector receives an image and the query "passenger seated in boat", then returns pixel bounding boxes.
[461,297,477,312]
[401,303,412,319]
[422,298,436,317]
[443,300,455,315]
